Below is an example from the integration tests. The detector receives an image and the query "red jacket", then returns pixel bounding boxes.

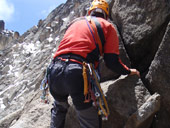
[54,17,130,75]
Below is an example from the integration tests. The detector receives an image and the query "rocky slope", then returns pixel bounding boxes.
[0,0,170,128]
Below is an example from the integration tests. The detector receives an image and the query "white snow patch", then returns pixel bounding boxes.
[8,65,13,74]
[47,34,54,43]
[14,72,19,77]
[23,43,36,54]
[54,21,59,24]
[36,40,41,44]
[62,17,68,22]
[52,48,57,53]
[55,36,59,41]
[46,27,53,32]
[47,37,53,43]
[46,27,51,29]
[71,11,74,14]
[13,53,20,59]
[0,98,6,110]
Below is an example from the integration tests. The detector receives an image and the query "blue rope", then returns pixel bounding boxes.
[85,17,98,46]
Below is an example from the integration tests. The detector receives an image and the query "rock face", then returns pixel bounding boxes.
[0,31,13,51]
[0,20,5,31]
[145,22,170,128]
[125,93,160,128]
[111,0,170,72]
[0,0,170,128]
[102,76,160,128]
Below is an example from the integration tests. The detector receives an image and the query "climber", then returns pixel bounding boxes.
[48,0,140,128]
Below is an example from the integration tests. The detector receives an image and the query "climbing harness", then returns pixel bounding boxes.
[82,62,110,120]
[40,68,50,104]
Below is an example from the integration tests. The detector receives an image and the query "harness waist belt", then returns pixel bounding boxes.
[54,54,87,64]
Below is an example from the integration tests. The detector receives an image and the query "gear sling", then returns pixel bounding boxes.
[83,16,110,120]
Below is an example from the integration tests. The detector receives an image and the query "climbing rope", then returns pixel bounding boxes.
[82,62,110,120]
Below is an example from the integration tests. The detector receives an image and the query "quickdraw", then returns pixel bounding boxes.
[82,62,110,120]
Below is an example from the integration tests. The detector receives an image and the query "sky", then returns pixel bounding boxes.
[0,0,67,34]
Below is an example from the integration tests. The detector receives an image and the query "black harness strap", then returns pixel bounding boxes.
[91,17,105,53]
[66,16,106,55]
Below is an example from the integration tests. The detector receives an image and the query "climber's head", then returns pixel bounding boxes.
[88,0,109,20]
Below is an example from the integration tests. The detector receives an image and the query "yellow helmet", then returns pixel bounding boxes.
[88,0,109,16]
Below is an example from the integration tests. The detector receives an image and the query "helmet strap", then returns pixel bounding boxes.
[90,8,107,20]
